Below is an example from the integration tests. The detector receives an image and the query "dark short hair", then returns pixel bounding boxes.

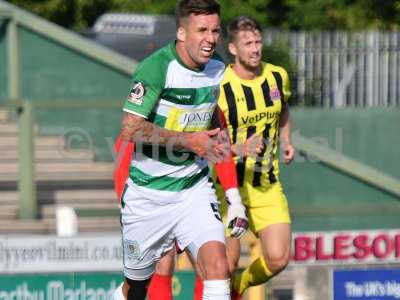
[176,0,220,27]
[227,16,262,42]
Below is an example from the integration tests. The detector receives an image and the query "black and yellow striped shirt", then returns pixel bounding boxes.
[218,62,291,204]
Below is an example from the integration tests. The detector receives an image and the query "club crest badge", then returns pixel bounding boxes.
[124,240,140,262]
[127,82,145,105]
[270,87,281,101]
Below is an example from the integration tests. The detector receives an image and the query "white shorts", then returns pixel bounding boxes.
[121,177,225,280]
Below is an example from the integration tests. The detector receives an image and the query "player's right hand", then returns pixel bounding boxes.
[185,128,226,163]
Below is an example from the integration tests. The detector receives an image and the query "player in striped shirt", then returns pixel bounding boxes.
[112,1,248,299]
[217,16,295,299]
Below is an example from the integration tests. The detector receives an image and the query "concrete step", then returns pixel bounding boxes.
[77,217,120,233]
[0,205,19,219]
[0,173,112,182]
[41,203,119,218]
[0,148,94,163]
[0,218,119,234]
[0,172,112,182]
[0,162,113,172]
[0,191,19,204]
[39,189,117,204]
[0,110,9,122]
[0,122,18,135]
[0,212,118,234]
[0,219,53,234]
[0,136,65,149]
[0,189,117,205]
[0,162,113,181]
[22,215,120,234]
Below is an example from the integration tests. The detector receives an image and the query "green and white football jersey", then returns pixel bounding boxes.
[123,42,225,195]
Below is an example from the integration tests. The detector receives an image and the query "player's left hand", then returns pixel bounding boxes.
[282,142,295,164]
[227,203,248,239]
[231,134,264,158]
[225,188,248,239]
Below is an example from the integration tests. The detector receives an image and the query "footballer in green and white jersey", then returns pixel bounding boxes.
[120,42,227,280]
[123,41,225,201]
[116,3,243,298]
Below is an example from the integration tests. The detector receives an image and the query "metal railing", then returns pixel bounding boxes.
[265,30,400,107]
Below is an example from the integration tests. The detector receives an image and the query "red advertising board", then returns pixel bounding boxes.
[291,229,400,265]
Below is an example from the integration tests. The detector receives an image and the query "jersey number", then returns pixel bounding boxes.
[210,203,222,222]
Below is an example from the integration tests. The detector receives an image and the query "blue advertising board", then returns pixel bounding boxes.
[333,269,400,300]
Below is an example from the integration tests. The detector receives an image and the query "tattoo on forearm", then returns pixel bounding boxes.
[121,113,188,150]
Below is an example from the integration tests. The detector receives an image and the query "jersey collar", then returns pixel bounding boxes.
[170,41,206,73]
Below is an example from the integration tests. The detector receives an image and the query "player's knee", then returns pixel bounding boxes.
[197,241,230,279]
[203,255,230,279]
[263,252,289,274]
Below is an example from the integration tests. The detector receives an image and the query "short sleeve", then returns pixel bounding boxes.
[123,56,166,118]
[280,67,291,103]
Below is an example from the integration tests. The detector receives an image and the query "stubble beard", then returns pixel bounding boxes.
[188,46,210,68]
[238,55,261,74]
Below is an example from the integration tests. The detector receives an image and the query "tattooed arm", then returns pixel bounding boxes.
[121,112,224,163]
